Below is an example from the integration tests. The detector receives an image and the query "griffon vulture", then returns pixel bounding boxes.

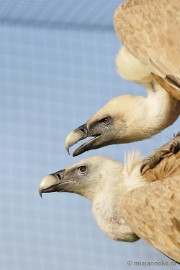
[39,134,180,262]
[65,0,180,157]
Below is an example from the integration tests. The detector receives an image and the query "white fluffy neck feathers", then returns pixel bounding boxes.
[92,151,145,241]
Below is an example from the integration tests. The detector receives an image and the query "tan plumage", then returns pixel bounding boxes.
[121,149,180,262]
[114,0,180,100]
[120,176,180,262]
[39,136,180,262]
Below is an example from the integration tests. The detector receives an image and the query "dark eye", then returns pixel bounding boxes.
[100,117,110,125]
[78,166,87,173]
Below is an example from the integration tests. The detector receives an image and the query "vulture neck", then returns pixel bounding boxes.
[128,80,180,141]
[116,46,180,142]
[146,80,180,128]
[116,46,180,141]
[92,152,144,241]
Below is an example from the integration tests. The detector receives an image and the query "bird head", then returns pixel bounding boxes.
[39,155,122,200]
[39,155,139,242]
[65,95,146,156]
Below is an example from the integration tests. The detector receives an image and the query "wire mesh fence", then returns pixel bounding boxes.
[0,1,179,269]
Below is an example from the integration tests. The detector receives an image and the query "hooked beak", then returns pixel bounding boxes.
[39,169,65,197]
[65,123,101,156]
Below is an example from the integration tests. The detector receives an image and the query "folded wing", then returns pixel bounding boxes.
[114,0,180,99]
[120,176,180,262]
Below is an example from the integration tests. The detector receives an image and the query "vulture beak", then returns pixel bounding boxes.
[65,123,101,156]
[39,169,65,197]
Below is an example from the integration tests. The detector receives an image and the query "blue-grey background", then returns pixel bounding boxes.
[0,1,179,269]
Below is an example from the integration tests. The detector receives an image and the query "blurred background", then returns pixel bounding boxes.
[0,0,179,269]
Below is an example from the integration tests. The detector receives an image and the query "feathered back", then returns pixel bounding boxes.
[114,0,180,100]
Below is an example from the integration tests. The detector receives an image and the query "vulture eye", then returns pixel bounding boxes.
[100,117,110,125]
[78,166,87,174]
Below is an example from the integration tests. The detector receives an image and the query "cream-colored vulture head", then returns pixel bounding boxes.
[65,91,180,156]
[39,154,141,242]
[65,0,180,156]
[39,148,180,262]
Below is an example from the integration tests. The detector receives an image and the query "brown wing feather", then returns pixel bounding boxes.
[120,177,180,262]
[144,148,180,182]
[114,0,180,97]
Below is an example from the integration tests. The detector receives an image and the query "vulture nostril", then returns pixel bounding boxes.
[51,169,64,181]
[75,124,88,135]
[79,127,86,133]
[56,174,62,180]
